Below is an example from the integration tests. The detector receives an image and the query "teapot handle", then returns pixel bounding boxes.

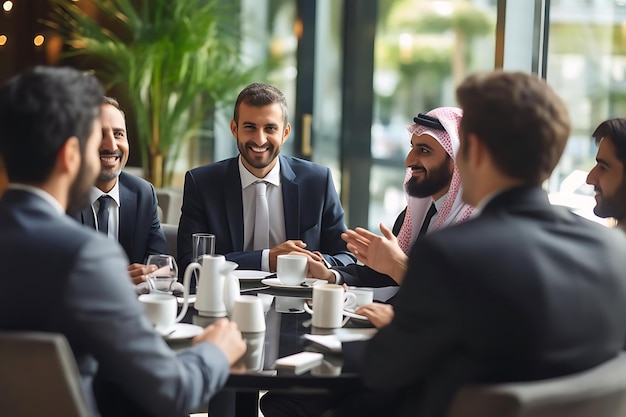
[177,262,200,322]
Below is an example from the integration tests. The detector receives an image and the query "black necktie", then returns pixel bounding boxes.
[418,203,437,237]
[97,195,112,235]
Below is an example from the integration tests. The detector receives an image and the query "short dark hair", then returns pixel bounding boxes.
[0,66,104,183]
[592,118,626,166]
[456,71,571,184]
[233,82,288,127]
[103,96,125,119]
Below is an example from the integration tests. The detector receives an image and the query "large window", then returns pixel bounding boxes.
[546,0,626,224]
[369,0,497,231]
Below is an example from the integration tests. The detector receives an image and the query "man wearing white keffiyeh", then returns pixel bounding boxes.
[303,107,473,292]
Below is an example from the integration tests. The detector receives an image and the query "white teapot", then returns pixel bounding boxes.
[181,255,240,317]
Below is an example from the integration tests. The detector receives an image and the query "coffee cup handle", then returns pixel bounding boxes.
[177,262,199,322]
[343,292,357,309]
[303,301,314,316]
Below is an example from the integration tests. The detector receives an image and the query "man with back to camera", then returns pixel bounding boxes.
[586,118,626,231]
[71,96,169,285]
[0,66,246,417]
[330,70,626,417]
[177,82,355,274]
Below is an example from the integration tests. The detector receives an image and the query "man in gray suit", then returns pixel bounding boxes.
[0,66,246,417]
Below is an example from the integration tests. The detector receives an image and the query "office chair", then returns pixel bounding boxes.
[0,331,91,417]
[447,353,626,417]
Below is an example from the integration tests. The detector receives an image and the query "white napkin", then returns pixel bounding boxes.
[303,328,377,353]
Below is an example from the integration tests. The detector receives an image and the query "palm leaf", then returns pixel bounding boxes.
[46,0,250,187]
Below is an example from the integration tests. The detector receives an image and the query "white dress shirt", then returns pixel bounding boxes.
[239,156,286,271]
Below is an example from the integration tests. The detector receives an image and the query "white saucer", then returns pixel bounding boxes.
[261,278,328,290]
[234,270,272,281]
[161,323,203,340]
[342,310,369,321]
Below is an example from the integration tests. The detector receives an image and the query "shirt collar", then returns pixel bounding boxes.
[239,156,281,189]
[8,183,65,215]
[433,193,447,212]
[90,178,121,206]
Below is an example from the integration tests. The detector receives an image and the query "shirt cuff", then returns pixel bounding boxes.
[261,249,270,272]
[331,269,342,285]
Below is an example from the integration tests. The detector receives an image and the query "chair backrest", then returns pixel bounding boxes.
[447,353,626,417]
[162,223,178,258]
[0,331,91,417]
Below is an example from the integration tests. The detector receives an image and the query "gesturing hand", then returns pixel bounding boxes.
[341,223,408,283]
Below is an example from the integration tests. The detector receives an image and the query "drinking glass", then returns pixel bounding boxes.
[192,233,215,262]
[192,233,215,289]
[146,254,178,294]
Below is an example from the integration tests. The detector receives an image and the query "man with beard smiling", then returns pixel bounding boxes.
[303,107,474,296]
[0,66,246,417]
[586,118,626,231]
[71,96,168,285]
[178,82,355,273]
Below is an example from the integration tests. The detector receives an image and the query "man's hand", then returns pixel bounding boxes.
[128,263,158,285]
[288,250,335,282]
[355,303,394,329]
[268,240,308,272]
[192,318,246,366]
[341,223,408,284]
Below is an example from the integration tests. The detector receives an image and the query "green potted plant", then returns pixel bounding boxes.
[47,0,249,187]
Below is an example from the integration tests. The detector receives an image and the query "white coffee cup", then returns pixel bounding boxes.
[345,287,374,310]
[303,284,357,329]
[276,254,308,286]
[231,295,266,333]
[139,293,184,332]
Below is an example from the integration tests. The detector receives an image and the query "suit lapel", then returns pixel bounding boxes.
[119,178,136,261]
[81,207,96,229]
[280,156,300,239]
[225,160,245,251]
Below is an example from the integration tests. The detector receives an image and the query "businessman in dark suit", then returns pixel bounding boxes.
[178,83,354,273]
[348,71,626,417]
[0,66,245,417]
[72,97,168,284]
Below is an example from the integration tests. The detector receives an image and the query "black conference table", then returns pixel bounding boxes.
[171,282,399,417]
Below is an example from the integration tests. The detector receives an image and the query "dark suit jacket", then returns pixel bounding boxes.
[357,187,626,417]
[72,172,168,264]
[177,155,355,272]
[335,208,406,288]
[0,189,230,417]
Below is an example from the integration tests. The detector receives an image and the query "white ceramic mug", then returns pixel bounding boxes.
[231,295,266,333]
[345,287,374,310]
[276,254,308,286]
[139,293,185,332]
[303,284,357,328]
